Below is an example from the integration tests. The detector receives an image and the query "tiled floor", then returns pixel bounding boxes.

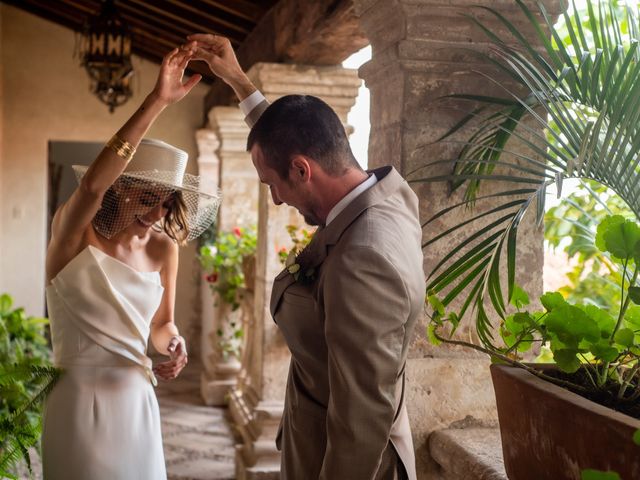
[156,359,236,480]
[16,360,236,480]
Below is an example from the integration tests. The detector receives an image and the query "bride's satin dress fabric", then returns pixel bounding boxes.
[42,245,167,480]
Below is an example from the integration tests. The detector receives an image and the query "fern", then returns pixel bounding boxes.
[0,294,59,477]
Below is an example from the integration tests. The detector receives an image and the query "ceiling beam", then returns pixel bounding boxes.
[2,0,215,81]
[204,0,368,111]
[127,0,247,44]
[197,0,268,23]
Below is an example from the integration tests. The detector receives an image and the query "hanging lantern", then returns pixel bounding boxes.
[79,0,134,113]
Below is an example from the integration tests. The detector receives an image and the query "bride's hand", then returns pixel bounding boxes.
[153,335,188,380]
[150,47,202,106]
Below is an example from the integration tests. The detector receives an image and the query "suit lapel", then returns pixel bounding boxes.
[268,227,329,318]
[322,166,403,247]
[269,269,297,318]
[268,166,406,319]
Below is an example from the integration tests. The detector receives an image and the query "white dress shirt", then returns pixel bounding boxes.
[239,90,266,116]
[326,173,377,226]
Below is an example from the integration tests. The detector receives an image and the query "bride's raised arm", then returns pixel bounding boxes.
[48,46,201,262]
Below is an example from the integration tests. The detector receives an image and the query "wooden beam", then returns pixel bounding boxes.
[204,0,368,111]
[2,0,213,81]
[127,0,246,43]
[3,0,86,31]
[197,0,272,23]
[164,0,256,33]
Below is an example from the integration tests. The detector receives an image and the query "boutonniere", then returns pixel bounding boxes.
[285,248,316,284]
[278,225,318,284]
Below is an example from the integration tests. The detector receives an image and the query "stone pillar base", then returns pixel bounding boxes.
[200,358,241,406]
[230,392,283,480]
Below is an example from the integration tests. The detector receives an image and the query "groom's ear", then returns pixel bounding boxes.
[289,155,312,183]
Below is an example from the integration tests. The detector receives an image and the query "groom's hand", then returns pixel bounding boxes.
[185,34,256,101]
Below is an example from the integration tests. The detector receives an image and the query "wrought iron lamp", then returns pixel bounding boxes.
[79,0,134,113]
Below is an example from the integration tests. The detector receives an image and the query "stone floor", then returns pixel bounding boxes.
[14,359,236,480]
[156,359,236,480]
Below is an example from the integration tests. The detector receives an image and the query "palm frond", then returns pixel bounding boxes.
[414,0,640,349]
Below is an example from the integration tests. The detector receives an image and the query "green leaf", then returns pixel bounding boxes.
[614,328,635,347]
[540,292,567,311]
[448,312,460,334]
[590,341,620,363]
[504,314,526,335]
[546,305,601,346]
[427,293,445,315]
[624,305,640,331]
[633,429,640,446]
[629,286,640,305]
[0,294,11,315]
[510,284,530,308]
[535,344,554,363]
[553,349,582,373]
[595,215,626,252]
[427,324,442,346]
[500,314,533,351]
[583,305,616,337]
[581,469,621,480]
[603,220,640,260]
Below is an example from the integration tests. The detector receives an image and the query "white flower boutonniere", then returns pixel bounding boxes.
[285,249,316,285]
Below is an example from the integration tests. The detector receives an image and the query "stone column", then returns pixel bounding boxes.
[209,107,259,231]
[352,1,560,478]
[227,63,361,480]
[198,108,261,406]
[196,127,220,370]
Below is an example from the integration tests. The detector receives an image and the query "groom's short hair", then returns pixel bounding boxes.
[246,95,360,180]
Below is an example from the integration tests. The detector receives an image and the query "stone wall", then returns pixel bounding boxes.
[353,1,560,478]
[0,5,208,349]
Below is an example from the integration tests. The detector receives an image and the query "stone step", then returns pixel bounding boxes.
[429,427,507,480]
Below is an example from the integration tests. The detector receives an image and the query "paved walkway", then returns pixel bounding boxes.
[16,360,236,480]
[156,359,236,480]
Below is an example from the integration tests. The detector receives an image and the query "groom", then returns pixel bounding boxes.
[189,34,425,480]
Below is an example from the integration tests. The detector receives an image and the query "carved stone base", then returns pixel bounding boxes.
[229,388,283,480]
[200,358,241,406]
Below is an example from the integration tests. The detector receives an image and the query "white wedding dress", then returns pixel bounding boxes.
[42,245,167,480]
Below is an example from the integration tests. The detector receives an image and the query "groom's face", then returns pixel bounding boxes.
[251,144,320,226]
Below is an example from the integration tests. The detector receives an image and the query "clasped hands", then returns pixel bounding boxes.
[153,335,188,381]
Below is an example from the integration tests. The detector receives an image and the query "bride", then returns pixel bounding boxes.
[42,45,219,479]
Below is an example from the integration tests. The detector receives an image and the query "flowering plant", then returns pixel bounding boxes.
[200,226,257,310]
[278,224,317,284]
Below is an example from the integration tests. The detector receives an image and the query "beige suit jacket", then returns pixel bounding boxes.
[246,100,425,480]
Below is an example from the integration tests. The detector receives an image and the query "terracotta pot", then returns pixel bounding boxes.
[491,364,640,480]
[242,255,256,293]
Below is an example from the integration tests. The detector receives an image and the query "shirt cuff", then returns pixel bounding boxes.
[239,90,266,116]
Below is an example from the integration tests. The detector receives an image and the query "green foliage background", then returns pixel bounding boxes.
[0,294,59,478]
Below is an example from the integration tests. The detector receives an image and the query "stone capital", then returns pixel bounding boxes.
[246,62,362,125]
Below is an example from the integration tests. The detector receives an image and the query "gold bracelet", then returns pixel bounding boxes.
[106,134,136,163]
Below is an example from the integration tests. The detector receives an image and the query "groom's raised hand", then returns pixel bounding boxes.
[185,34,257,101]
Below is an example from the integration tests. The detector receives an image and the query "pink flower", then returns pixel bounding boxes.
[233,227,242,238]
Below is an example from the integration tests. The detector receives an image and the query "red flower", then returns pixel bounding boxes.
[205,273,218,283]
[233,227,242,238]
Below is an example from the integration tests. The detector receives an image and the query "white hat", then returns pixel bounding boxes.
[73,138,220,242]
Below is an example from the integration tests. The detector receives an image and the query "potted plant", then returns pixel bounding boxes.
[430,215,640,479]
[200,226,257,359]
[414,1,640,478]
